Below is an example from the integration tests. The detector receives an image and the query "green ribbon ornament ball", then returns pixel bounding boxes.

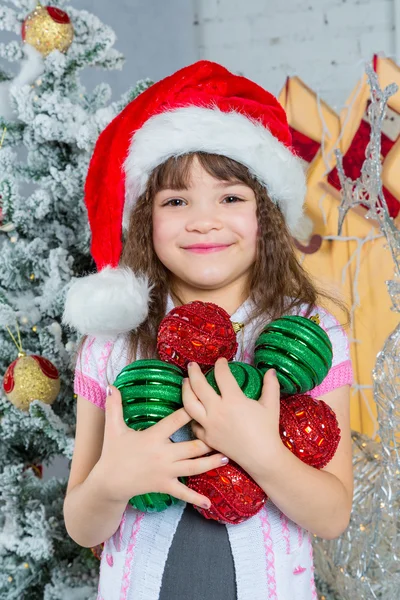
[254,315,333,396]
[113,359,185,512]
[205,361,263,400]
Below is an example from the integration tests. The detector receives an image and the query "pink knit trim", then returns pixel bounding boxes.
[120,513,145,600]
[260,506,278,600]
[310,360,353,397]
[74,371,106,410]
[308,534,318,599]
[280,512,291,554]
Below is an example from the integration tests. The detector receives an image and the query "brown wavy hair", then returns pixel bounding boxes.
[119,152,348,362]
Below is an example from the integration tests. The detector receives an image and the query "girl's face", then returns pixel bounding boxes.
[152,157,258,303]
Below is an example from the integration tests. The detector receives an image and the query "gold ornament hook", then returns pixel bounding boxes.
[232,322,244,334]
[0,127,6,148]
[6,321,25,357]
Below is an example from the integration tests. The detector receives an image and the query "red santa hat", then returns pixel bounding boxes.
[63,60,307,338]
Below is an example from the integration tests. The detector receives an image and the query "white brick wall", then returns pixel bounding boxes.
[195,0,396,110]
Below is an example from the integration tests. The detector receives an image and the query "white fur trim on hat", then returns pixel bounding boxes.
[62,267,152,338]
[123,106,307,232]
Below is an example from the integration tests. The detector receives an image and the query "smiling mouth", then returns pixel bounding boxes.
[183,244,232,253]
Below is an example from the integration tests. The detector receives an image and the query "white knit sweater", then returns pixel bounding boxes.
[74,297,353,600]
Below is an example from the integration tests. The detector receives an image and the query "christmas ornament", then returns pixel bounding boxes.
[21,3,74,57]
[254,315,332,396]
[157,301,238,373]
[279,394,341,469]
[113,359,185,512]
[23,463,43,478]
[2,321,60,410]
[188,460,267,524]
[205,361,263,400]
[3,354,60,411]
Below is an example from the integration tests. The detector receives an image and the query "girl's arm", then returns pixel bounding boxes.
[249,384,353,540]
[64,389,230,548]
[63,395,128,548]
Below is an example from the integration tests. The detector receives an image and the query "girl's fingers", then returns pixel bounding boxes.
[191,421,205,441]
[104,385,127,437]
[187,362,219,410]
[170,480,211,510]
[175,452,229,478]
[172,438,213,460]
[153,406,193,438]
[213,357,240,396]
[258,369,281,419]
[182,377,207,424]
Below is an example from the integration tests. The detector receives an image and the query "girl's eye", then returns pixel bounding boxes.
[223,195,244,203]
[163,198,186,207]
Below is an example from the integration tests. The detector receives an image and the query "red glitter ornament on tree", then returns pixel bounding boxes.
[157,301,238,373]
[188,459,267,524]
[279,394,341,469]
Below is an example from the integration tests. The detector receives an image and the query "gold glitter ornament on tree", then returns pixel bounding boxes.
[2,323,60,411]
[21,3,74,57]
[3,354,60,411]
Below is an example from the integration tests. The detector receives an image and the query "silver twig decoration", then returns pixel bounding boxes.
[313,64,400,599]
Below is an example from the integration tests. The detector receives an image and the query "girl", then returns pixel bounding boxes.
[63,61,353,600]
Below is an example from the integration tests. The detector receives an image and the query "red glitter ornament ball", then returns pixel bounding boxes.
[188,460,267,524]
[279,394,341,469]
[157,301,238,373]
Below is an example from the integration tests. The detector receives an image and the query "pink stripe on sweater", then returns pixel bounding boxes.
[297,525,304,548]
[98,340,114,382]
[120,513,145,600]
[260,506,278,600]
[280,512,291,554]
[308,534,318,599]
[310,360,353,398]
[74,371,106,409]
[118,511,127,552]
[83,337,95,371]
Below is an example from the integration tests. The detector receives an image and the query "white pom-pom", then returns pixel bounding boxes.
[291,214,315,242]
[62,266,152,338]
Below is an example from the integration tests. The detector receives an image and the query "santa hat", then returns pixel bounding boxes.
[63,60,307,338]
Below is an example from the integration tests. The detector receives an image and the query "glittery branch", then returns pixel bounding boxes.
[335,64,400,287]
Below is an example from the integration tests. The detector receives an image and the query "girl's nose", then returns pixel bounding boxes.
[185,209,223,233]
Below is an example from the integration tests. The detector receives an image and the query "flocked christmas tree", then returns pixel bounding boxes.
[0,1,152,598]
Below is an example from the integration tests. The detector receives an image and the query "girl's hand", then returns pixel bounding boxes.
[183,358,282,478]
[95,385,229,508]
